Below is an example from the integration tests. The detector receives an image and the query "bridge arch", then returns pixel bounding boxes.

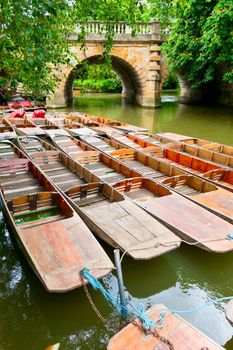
[47,21,163,108]
[65,55,144,106]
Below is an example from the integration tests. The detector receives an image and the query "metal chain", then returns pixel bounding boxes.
[80,273,120,332]
[81,273,174,348]
[80,273,107,324]
[131,320,175,350]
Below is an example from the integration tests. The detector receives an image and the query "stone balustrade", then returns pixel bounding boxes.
[70,20,161,42]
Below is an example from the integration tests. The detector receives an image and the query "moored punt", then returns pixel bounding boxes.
[0,143,113,292]
[0,117,17,140]
[64,183,181,259]
[17,136,56,156]
[166,141,233,168]
[47,133,93,156]
[161,174,233,223]
[83,113,149,133]
[44,128,71,139]
[80,135,187,182]
[157,132,233,156]
[7,116,46,136]
[65,126,98,137]
[112,177,233,253]
[107,303,225,350]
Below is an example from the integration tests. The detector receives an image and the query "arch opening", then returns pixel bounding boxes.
[65,55,144,106]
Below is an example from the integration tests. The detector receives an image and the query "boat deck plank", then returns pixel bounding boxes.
[108,304,224,350]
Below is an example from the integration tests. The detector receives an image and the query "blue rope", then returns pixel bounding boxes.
[82,268,233,330]
[153,296,233,315]
[82,268,163,329]
[226,233,233,241]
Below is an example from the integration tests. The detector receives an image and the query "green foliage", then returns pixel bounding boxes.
[162,70,180,90]
[74,64,122,92]
[148,0,233,87]
[0,0,143,97]
[0,0,76,96]
[74,78,122,92]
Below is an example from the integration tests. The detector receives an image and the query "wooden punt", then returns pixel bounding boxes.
[44,128,71,139]
[18,139,181,259]
[82,113,149,133]
[109,133,233,191]
[66,114,132,135]
[24,115,62,135]
[17,136,57,155]
[7,117,46,136]
[166,141,233,168]
[65,126,98,137]
[112,177,233,253]
[161,174,233,223]
[33,134,141,184]
[64,182,180,259]
[0,117,17,140]
[0,143,113,292]
[80,135,187,182]
[157,132,233,155]
[108,303,224,350]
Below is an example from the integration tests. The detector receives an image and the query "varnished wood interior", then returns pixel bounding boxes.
[7,192,73,221]
[167,142,233,168]
[18,136,56,154]
[0,141,19,159]
[203,169,233,189]
[113,177,172,202]
[162,174,217,196]
[81,135,186,182]
[66,182,124,207]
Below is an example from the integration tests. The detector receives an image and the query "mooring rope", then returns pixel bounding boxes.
[81,268,233,332]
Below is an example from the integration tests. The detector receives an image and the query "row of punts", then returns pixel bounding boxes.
[1,110,232,349]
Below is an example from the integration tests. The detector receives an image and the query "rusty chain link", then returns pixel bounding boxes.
[80,272,107,324]
[131,320,175,350]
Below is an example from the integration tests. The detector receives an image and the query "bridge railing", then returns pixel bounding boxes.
[70,21,161,42]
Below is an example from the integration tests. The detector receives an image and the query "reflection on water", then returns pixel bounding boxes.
[1,94,233,349]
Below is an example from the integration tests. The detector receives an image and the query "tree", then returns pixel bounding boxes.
[0,0,142,98]
[148,0,233,87]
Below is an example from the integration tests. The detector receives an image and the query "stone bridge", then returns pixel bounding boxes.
[47,21,166,108]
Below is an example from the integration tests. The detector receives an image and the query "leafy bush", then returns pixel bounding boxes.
[162,71,179,90]
[74,64,122,92]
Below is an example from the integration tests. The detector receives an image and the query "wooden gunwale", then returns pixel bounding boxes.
[0,141,113,292]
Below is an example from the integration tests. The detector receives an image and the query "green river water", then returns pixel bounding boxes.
[1,92,233,350]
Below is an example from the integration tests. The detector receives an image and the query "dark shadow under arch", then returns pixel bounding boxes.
[65,55,144,106]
